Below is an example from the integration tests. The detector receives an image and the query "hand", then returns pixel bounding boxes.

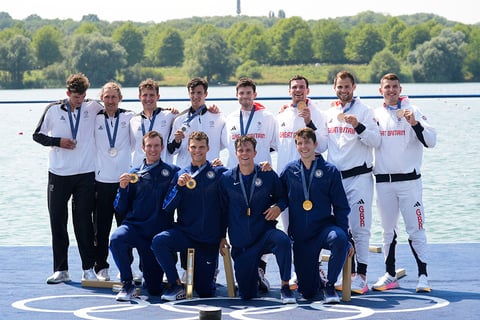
[343,114,359,128]
[169,107,180,115]
[263,205,281,221]
[208,104,221,114]
[119,173,132,188]
[259,161,272,172]
[219,238,230,255]
[173,129,185,143]
[298,107,312,125]
[211,158,223,167]
[177,173,192,187]
[404,109,418,126]
[60,138,76,150]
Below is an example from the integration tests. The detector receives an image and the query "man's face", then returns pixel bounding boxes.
[379,79,402,106]
[189,85,208,109]
[101,88,121,114]
[236,86,257,109]
[295,136,317,159]
[235,141,257,165]
[142,136,163,163]
[67,91,86,108]
[139,88,159,111]
[334,77,356,104]
[188,138,209,164]
[289,79,310,104]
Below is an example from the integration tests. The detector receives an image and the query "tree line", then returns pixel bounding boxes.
[0,10,479,89]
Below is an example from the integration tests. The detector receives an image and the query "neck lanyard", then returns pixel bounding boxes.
[342,98,356,114]
[183,105,206,128]
[238,166,257,216]
[239,107,255,136]
[141,108,158,135]
[137,159,161,177]
[385,99,402,111]
[104,111,119,149]
[66,101,81,141]
[190,161,208,179]
[300,158,317,202]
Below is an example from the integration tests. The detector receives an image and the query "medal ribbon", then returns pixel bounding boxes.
[104,111,120,149]
[141,108,159,135]
[238,167,258,213]
[136,159,161,178]
[342,98,356,114]
[190,161,208,179]
[66,101,81,141]
[239,107,256,136]
[182,105,206,129]
[300,158,317,202]
[384,99,402,111]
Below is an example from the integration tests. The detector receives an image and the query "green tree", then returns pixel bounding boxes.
[0,34,34,87]
[408,29,466,82]
[463,28,480,81]
[226,22,268,63]
[311,20,346,63]
[156,28,184,67]
[368,49,402,82]
[183,25,236,83]
[70,34,127,87]
[344,23,385,64]
[32,25,63,68]
[398,24,432,58]
[112,22,145,66]
[381,17,407,56]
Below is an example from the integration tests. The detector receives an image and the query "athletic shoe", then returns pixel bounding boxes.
[258,267,270,293]
[280,284,296,304]
[82,268,98,281]
[351,274,369,294]
[96,268,110,281]
[289,272,298,290]
[372,273,399,291]
[416,274,431,292]
[133,272,143,285]
[46,271,71,284]
[116,281,137,301]
[324,283,340,304]
[161,284,186,301]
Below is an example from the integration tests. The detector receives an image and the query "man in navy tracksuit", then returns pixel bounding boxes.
[110,131,180,301]
[152,131,227,301]
[280,127,353,303]
[219,136,296,304]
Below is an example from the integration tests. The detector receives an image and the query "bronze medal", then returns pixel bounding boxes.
[396,109,405,118]
[186,178,197,189]
[337,113,345,122]
[297,101,307,111]
[129,173,139,184]
[303,200,313,211]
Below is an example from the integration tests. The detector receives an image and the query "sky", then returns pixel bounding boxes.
[3,0,479,25]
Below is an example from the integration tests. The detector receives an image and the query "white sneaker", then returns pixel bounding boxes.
[96,268,110,281]
[116,281,137,301]
[46,271,71,284]
[372,272,399,291]
[133,272,143,285]
[82,268,98,281]
[289,272,298,290]
[416,274,431,292]
[351,274,369,294]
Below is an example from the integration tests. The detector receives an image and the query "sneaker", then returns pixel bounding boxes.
[351,274,369,294]
[82,268,98,281]
[116,281,137,301]
[258,267,270,293]
[280,284,296,304]
[416,274,431,292]
[324,283,340,304]
[46,271,71,284]
[161,284,186,301]
[334,279,343,291]
[289,272,298,290]
[96,268,110,281]
[372,272,399,291]
[133,272,143,285]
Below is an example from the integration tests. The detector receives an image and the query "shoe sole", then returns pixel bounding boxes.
[46,279,71,284]
[324,298,340,304]
[372,283,399,291]
[416,287,431,293]
[282,298,297,304]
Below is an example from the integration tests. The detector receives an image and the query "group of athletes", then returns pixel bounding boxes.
[32,71,436,304]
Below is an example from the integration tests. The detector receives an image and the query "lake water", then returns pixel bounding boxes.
[1,83,479,246]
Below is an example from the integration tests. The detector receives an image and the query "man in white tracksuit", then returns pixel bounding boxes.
[325,71,381,294]
[372,73,436,293]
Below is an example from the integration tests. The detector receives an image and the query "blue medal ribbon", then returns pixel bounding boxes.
[342,98,356,114]
[66,101,81,141]
[104,111,120,149]
[300,158,317,202]
[238,166,258,215]
[141,108,159,135]
[182,105,206,129]
[239,107,255,136]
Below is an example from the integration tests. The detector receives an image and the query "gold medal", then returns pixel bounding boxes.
[129,173,139,184]
[337,113,345,122]
[297,101,307,111]
[246,208,251,216]
[186,178,197,189]
[303,200,313,211]
[396,109,405,118]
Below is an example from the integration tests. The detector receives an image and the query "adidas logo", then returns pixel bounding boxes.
[357,199,365,205]
[414,201,422,207]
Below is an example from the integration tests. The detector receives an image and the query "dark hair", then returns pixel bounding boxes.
[188,131,209,146]
[294,127,316,144]
[187,77,208,92]
[234,135,257,151]
[236,77,256,93]
[138,78,159,94]
[66,73,90,94]
[381,73,400,83]
[334,70,356,86]
[289,75,309,88]
[142,130,163,147]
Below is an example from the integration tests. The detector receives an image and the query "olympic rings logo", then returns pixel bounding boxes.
[12,293,449,320]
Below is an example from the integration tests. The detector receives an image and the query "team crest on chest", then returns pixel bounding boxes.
[255,178,263,187]
[315,169,323,178]
[161,169,170,177]
[206,171,215,179]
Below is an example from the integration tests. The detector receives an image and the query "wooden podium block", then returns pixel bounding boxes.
[221,247,236,297]
[81,280,122,288]
[341,256,352,302]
